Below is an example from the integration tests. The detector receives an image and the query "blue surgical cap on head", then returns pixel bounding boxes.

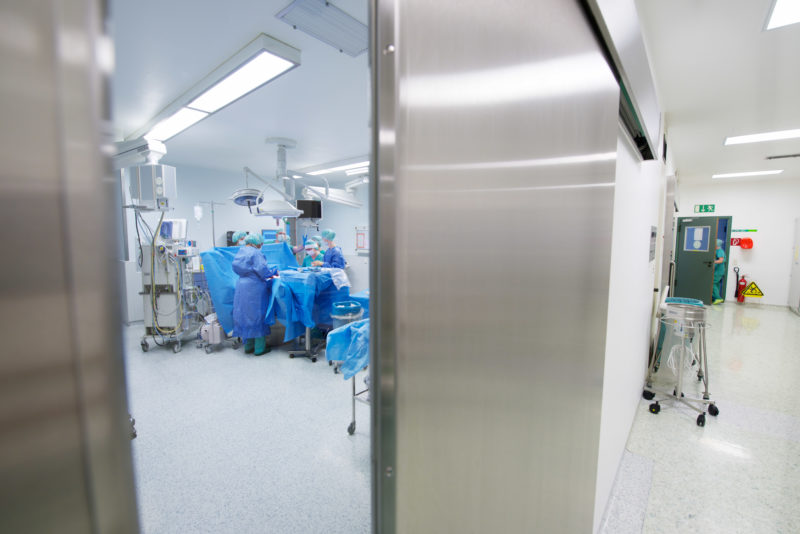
[321,229,336,241]
[232,231,246,243]
[716,239,724,247]
[245,234,263,246]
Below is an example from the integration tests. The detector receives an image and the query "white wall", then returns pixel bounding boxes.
[315,185,370,293]
[677,178,800,306]
[594,128,664,532]
[121,163,293,264]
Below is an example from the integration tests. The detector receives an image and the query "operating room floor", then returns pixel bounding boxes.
[123,326,371,534]
[600,303,800,534]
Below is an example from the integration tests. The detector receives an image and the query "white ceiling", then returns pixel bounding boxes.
[635,0,800,184]
[110,0,370,185]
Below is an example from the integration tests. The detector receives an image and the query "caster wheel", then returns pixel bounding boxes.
[173,343,182,353]
[328,360,333,366]
[289,354,295,359]
[334,367,339,374]
[141,340,149,352]
[703,394,709,400]
[311,357,317,363]
[708,404,719,416]
[347,422,356,435]
[697,413,706,427]
[642,390,655,400]
[232,340,241,349]
[649,402,660,414]
[196,342,203,349]
[204,345,213,354]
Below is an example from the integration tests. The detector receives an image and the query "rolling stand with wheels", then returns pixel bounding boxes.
[643,302,719,426]
[288,326,324,363]
[347,373,370,435]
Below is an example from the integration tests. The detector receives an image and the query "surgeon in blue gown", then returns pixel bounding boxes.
[312,228,345,268]
[232,234,278,355]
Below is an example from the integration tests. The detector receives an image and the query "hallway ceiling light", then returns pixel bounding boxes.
[766,0,800,30]
[724,128,800,145]
[134,34,301,142]
[712,170,783,179]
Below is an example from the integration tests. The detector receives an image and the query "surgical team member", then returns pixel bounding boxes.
[232,234,278,355]
[231,230,247,246]
[712,238,726,304]
[312,228,345,268]
[301,241,321,267]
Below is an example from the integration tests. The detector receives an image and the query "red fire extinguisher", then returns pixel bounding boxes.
[736,267,747,303]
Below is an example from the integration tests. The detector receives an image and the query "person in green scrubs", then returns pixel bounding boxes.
[712,239,726,304]
[301,242,321,267]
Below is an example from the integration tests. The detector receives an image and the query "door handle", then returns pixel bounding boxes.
[703,261,713,267]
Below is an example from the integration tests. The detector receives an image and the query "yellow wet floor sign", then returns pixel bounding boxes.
[742,282,764,297]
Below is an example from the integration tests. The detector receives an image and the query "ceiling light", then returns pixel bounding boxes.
[130,33,300,141]
[345,167,369,176]
[724,128,800,145]
[188,52,295,113]
[307,161,370,176]
[766,0,800,30]
[276,0,368,57]
[145,108,208,142]
[712,170,783,179]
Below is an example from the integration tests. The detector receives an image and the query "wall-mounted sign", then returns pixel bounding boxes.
[683,226,710,252]
[731,238,741,246]
[694,204,715,213]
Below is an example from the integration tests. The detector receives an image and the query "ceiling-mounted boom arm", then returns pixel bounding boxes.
[243,166,294,203]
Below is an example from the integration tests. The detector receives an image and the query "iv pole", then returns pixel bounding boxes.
[196,201,225,246]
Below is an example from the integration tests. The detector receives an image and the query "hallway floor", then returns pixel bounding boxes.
[600,303,800,534]
[123,326,371,534]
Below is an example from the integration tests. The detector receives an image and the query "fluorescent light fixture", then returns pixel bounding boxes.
[131,33,301,142]
[292,174,302,179]
[188,52,295,113]
[145,108,208,142]
[276,0,368,57]
[724,128,800,145]
[766,0,800,30]
[303,185,362,207]
[307,161,370,176]
[712,170,783,179]
[345,166,369,176]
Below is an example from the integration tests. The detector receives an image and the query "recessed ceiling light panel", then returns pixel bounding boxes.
[277,0,368,57]
[724,128,800,145]
[766,0,800,30]
[712,170,783,179]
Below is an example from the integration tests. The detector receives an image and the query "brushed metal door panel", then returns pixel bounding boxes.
[374,0,620,532]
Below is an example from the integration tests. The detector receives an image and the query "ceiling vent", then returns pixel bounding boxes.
[766,153,800,160]
[276,0,367,57]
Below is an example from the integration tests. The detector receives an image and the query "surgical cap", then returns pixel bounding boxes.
[305,242,319,250]
[716,239,724,247]
[321,229,336,241]
[311,236,322,245]
[244,234,263,246]
[232,230,246,243]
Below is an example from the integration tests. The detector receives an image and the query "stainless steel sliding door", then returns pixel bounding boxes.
[372,0,620,531]
[0,1,139,532]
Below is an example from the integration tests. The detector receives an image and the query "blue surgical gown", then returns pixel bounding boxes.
[322,246,345,268]
[232,246,277,339]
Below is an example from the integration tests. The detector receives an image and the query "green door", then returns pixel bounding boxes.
[674,216,717,304]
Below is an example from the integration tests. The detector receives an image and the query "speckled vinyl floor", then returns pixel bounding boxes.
[123,326,371,534]
[600,304,800,534]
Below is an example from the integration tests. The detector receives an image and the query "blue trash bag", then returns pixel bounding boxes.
[326,318,370,380]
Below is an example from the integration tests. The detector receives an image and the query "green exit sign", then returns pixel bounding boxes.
[694,204,715,213]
